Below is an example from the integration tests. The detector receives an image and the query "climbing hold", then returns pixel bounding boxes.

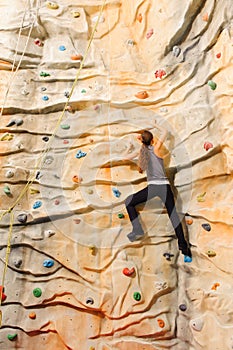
[137,13,142,23]
[1,133,14,141]
[21,88,29,96]
[202,223,211,231]
[89,347,95,350]
[46,1,59,9]
[40,71,50,77]
[33,201,42,209]
[41,87,47,92]
[42,95,49,101]
[172,46,181,57]
[13,259,22,268]
[4,186,11,195]
[159,107,168,113]
[123,267,135,276]
[118,213,125,219]
[0,286,7,302]
[112,188,121,198]
[29,188,40,194]
[211,282,220,291]
[94,104,100,111]
[59,45,66,51]
[5,169,14,178]
[185,217,193,225]
[89,246,96,255]
[72,11,80,18]
[157,319,165,328]
[135,91,149,99]
[60,124,70,130]
[207,80,217,90]
[197,192,206,202]
[43,259,54,268]
[29,312,36,319]
[42,136,49,142]
[155,281,168,290]
[204,141,213,151]
[64,91,70,98]
[44,229,56,237]
[76,150,87,158]
[86,188,93,194]
[6,120,16,127]
[33,288,42,298]
[15,119,23,126]
[63,139,69,144]
[54,199,60,205]
[7,334,17,341]
[184,255,192,263]
[17,213,27,224]
[179,304,187,311]
[155,69,166,79]
[65,105,73,113]
[216,53,221,59]
[206,250,216,257]
[92,14,105,23]
[81,89,86,93]
[202,13,209,21]
[70,54,83,61]
[133,292,141,301]
[44,156,54,165]
[36,171,42,180]
[190,318,204,331]
[146,28,154,39]
[34,38,43,47]
[127,39,134,46]
[163,252,174,261]
[86,297,94,305]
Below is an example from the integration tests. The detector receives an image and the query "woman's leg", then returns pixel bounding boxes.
[158,184,191,257]
[125,187,149,234]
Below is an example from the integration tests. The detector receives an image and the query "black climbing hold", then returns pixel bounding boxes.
[6,121,16,127]
[163,252,174,261]
[86,297,94,305]
[179,304,187,311]
[42,136,49,142]
[17,214,27,224]
[14,259,22,268]
[202,223,211,231]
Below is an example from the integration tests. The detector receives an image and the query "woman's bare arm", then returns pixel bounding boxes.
[153,124,168,150]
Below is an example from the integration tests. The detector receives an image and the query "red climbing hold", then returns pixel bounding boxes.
[216,53,221,59]
[146,28,154,39]
[204,141,213,151]
[34,38,43,47]
[155,69,166,79]
[0,286,7,302]
[123,267,135,276]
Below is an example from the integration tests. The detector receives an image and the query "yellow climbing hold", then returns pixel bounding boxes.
[197,192,206,202]
[1,133,14,141]
[29,188,40,195]
[72,11,80,18]
[46,1,59,9]
[206,250,216,257]
[89,246,96,255]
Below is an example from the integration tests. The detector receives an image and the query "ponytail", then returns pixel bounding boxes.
[138,144,149,172]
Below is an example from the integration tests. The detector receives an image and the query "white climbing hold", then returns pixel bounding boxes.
[44,230,56,238]
[190,317,204,331]
[21,88,29,96]
[92,14,105,23]
[172,46,181,57]
[5,170,15,178]
[155,281,168,291]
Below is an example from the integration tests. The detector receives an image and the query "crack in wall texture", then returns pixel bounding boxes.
[0,0,232,349]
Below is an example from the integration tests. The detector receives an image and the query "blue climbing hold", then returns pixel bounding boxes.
[112,187,121,198]
[184,255,192,263]
[42,95,49,101]
[43,259,54,268]
[59,45,66,51]
[33,201,42,209]
[76,150,87,159]
[202,223,211,231]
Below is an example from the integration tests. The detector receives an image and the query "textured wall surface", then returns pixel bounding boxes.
[0,0,232,349]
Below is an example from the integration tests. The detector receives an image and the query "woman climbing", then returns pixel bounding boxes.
[124,124,192,262]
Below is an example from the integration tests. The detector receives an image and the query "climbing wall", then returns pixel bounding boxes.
[0,0,232,349]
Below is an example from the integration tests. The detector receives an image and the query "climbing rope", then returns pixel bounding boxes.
[0,0,107,328]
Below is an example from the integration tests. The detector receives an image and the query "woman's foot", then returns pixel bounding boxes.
[127,231,144,242]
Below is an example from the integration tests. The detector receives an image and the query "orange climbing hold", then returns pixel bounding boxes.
[72,175,82,183]
[29,312,36,319]
[70,54,83,61]
[211,282,220,290]
[137,13,142,23]
[157,319,165,328]
[186,218,193,225]
[0,286,7,302]
[202,13,209,21]
[135,91,149,99]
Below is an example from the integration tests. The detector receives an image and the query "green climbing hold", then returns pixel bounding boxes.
[133,292,141,301]
[33,288,42,298]
[60,124,70,130]
[4,186,11,195]
[40,71,50,77]
[207,80,217,90]
[7,333,17,341]
[81,89,86,93]
[118,213,125,219]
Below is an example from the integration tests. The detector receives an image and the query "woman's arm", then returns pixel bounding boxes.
[153,124,168,150]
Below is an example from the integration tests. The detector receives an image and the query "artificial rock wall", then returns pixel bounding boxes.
[0,0,233,349]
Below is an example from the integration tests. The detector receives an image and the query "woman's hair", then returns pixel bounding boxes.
[138,130,153,172]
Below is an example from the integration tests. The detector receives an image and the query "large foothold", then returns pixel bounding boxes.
[190,318,204,331]
[207,80,217,90]
[46,1,59,9]
[133,292,141,301]
[0,286,7,302]
[202,223,211,231]
[135,91,149,99]
[43,259,54,268]
[206,250,216,257]
[76,150,87,158]
[33,288,42,298]
[123,267,135,276]
[33,201,42,209]
[7,334,17,341]
[179,304,187,311]
[17,213,27,224]
[112,187,121,198]
[86,297,94,305]
[155,69,166,79]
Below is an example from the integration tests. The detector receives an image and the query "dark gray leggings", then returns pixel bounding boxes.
[125,184,188,250]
